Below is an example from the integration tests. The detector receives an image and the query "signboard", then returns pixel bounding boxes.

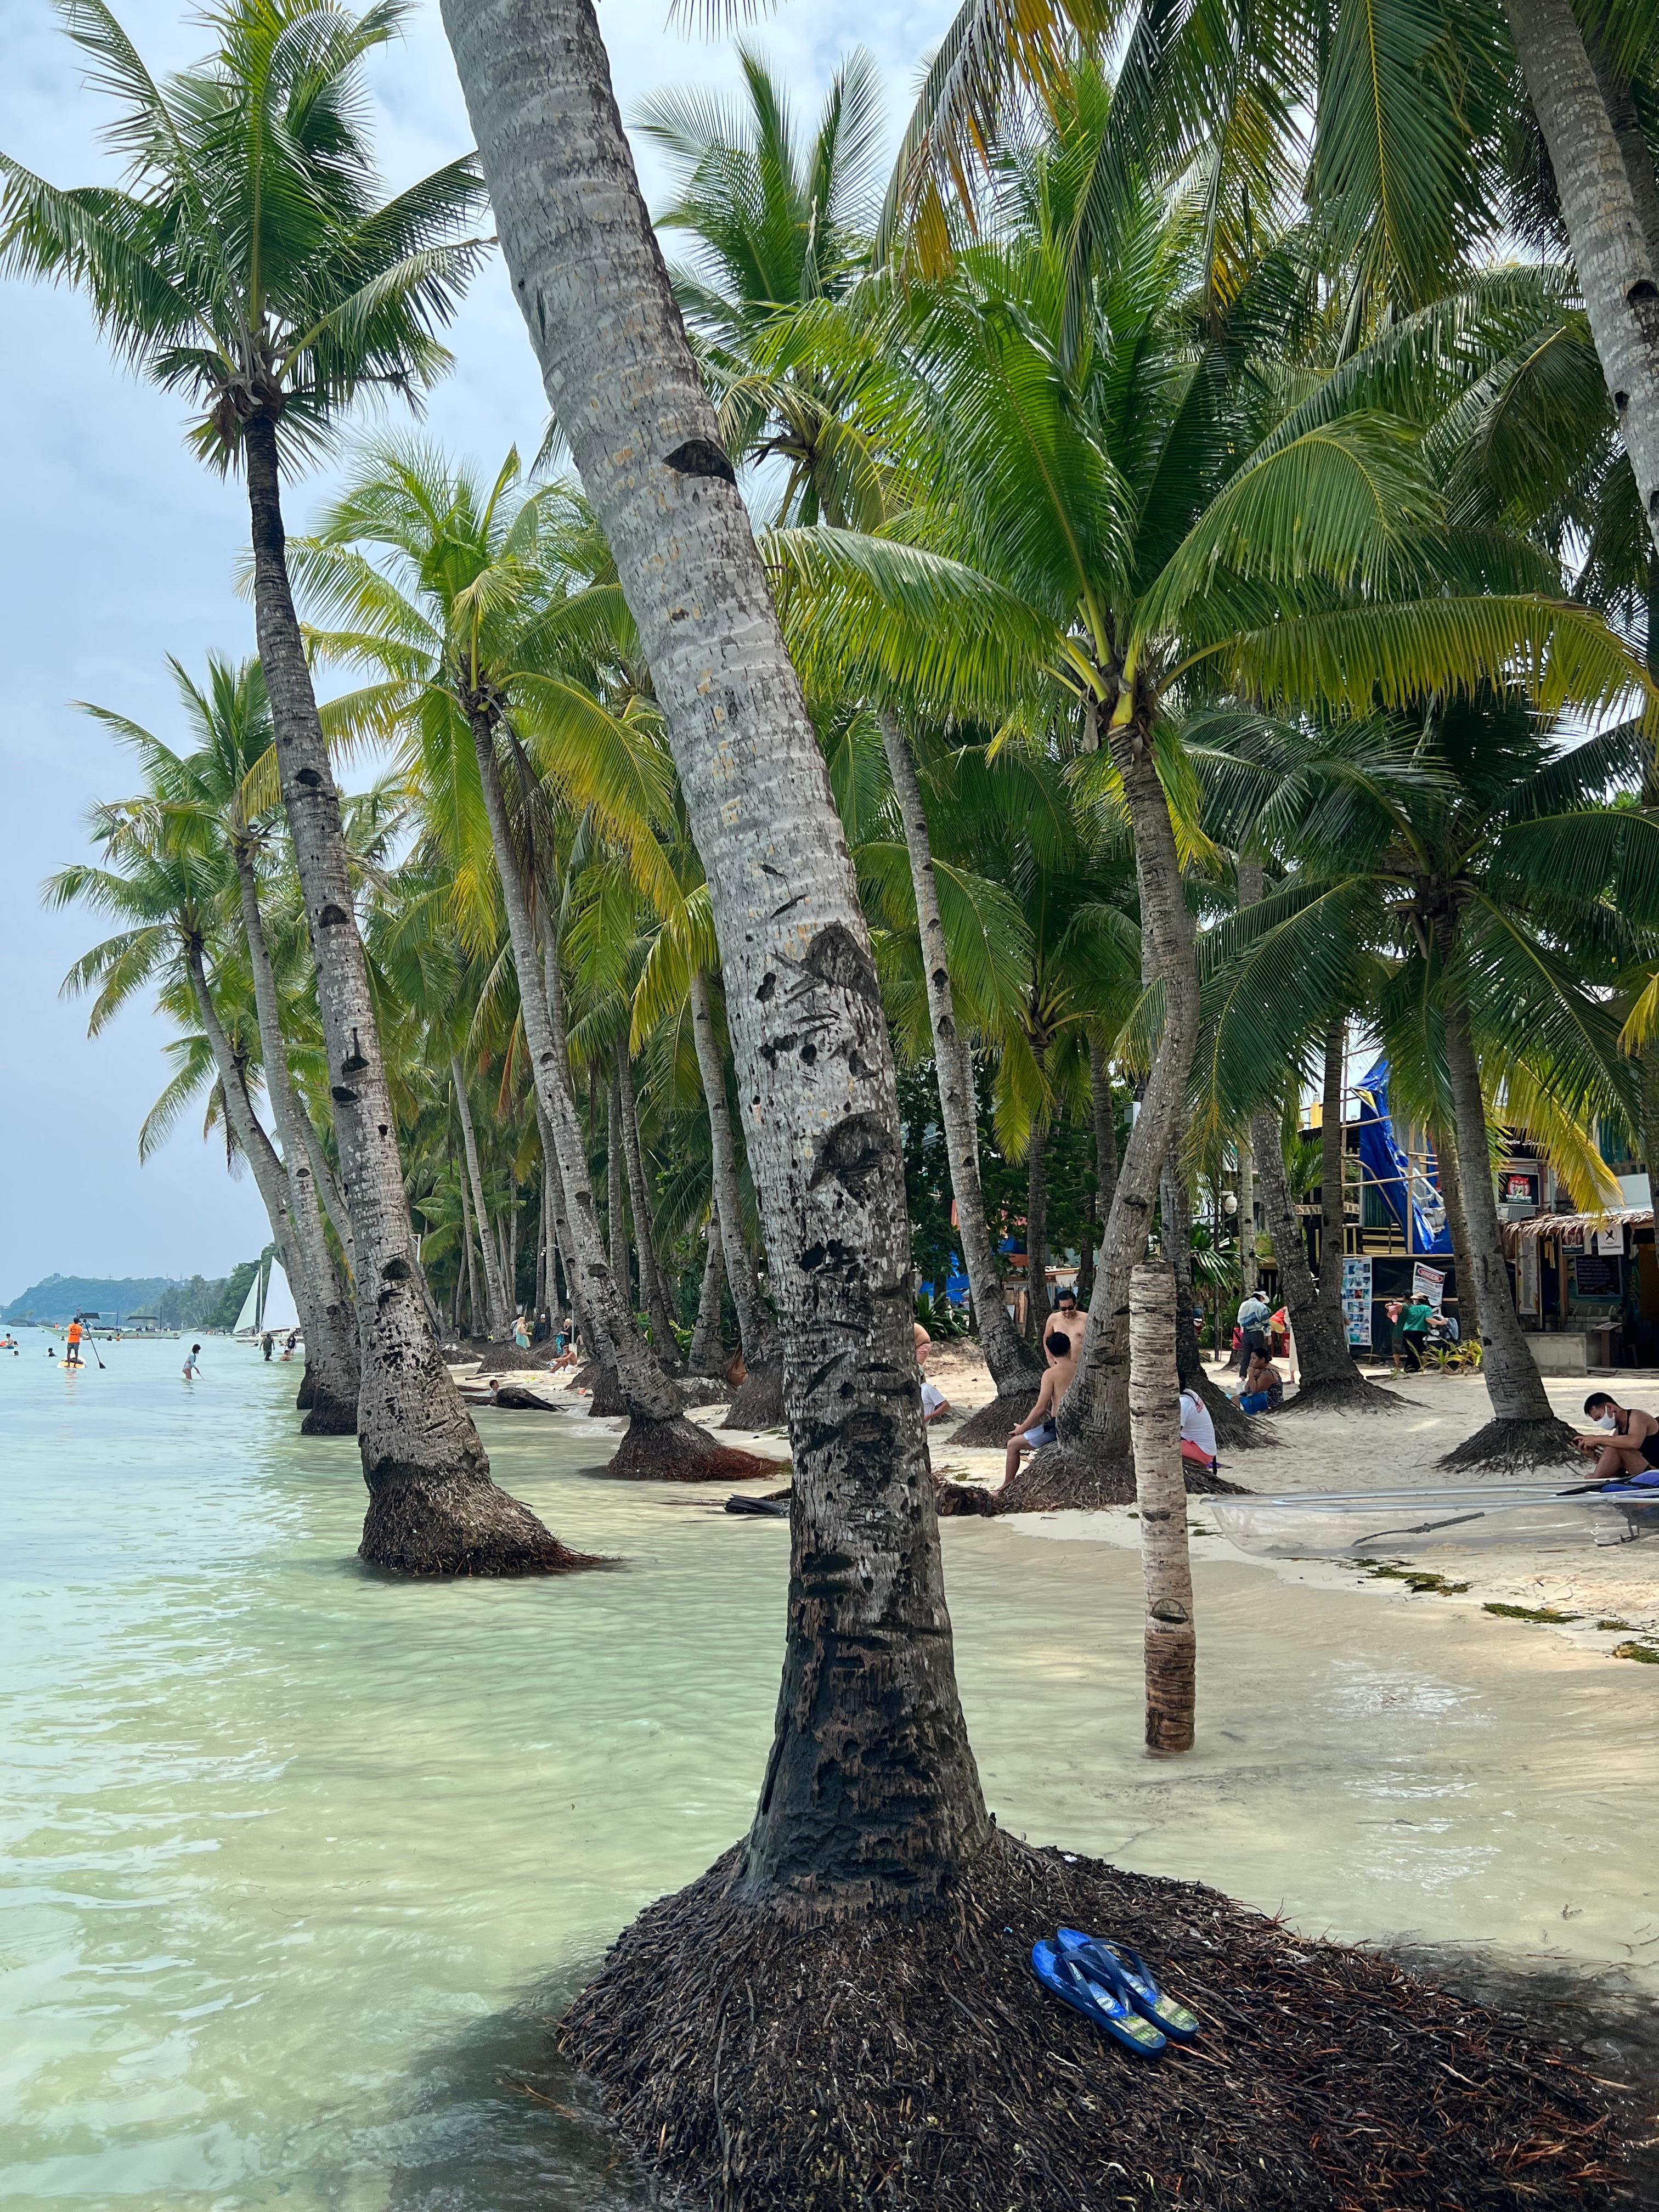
[1572,1254,1622,1300]
[1341,1255,1373,1346]
[1411,1262,1446,1312]
[1591,1225,1625,1258]
[1503,1172,1538,1204]
[1517,1238,1540,1318]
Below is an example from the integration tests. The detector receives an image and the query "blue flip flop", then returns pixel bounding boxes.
[1056,1928,1200,2042]
[1030,1938,1167,2057]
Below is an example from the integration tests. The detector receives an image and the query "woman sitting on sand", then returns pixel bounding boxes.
[1235,1346,1283,1415]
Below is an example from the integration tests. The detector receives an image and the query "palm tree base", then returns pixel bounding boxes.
[358,1471,600,1576]
[560,1826,1616,2212]
[947,1391,1047,1448]
[300,1388,358,1437]
[721,1362,785,1431]
[996,1442,1245,1514]
[1192,1371,1282,1449]
[1273,1370,1409,1415]
[1437,1414,1582,1474]
[296,1364,315,1412]
[604,1414,783,1485]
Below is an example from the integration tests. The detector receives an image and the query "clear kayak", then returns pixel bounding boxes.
[1208,1481,1659,1559]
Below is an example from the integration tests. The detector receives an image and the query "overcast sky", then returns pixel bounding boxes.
[0,0,955,1302]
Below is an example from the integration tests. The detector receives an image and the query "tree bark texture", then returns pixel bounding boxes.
[687,966,781,1368]
[1434,1119,1481,1343]
[607,1076,628,1285]
[445,0,989,1906]
[452,1054,512,1339]
[1238,1134,1257,1299]
[299,1110,356,1286]
[617,1046,683,1367]
[1056,715,1199,1468]
[1503,0,1659,558]
[878,709,1035,1389]
[689,1214,727,1376]
[1128,1261,1195,1755]
[242,414,522,1567]
[1440,958,1576,1465]
[231,844,359,1432]
[467,715,681,1423]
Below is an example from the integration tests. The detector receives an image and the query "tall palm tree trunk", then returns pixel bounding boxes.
[241,414,573,1573]
[1502,0,1659,562]
[1316,1022,1348,1344]
[458,1169,482,1337]
[688,1214,727,1378]
[607,1077,628,1285]
[687,965,786,1429]
[617,1045,683,1369]
[1250,1099,1390,1407]
[1438,958,1577,1469]
[1128,1259,1195,1754]
[468,719,765,1476]
[445,0,988,1932]
[877,709,1035,1393]
[230,846,359,1431]
[1435,1121,1481,1344]
[451,1055,512,1339]
[299,1113,356,1284]
[1024,1117,1049,1341]
[1237,1134,1257,1299]
[1007,709,1200,1509]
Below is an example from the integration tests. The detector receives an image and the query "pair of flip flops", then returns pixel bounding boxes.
[1030,1928,1200,2058]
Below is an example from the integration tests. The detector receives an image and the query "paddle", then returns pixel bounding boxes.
[75,1313,106,1371]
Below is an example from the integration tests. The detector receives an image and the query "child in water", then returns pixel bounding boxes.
[183,1344,202,1380]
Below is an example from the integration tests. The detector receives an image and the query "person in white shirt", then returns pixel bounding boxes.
[1178,1373,1217,1472]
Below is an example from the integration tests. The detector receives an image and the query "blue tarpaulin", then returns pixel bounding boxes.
[1353,1056,1452,1255]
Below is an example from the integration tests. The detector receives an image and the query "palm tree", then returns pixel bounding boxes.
[74,655,362,1431]
[1204,696,1657,1466]
[297,439,774,1477]
[1127,1259,1195,1752]
[0,0,574,1570]
[776,86,1652,1498]
[441,0,990,1977]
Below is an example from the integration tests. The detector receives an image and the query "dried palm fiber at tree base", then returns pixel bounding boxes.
[721,1362,785,1431]
[468,1340,561,1376]
[1440,1416,1583,1474]
[1272,1373,1409,1415]
[947,1389,1052,1448]
[602,1415,783,1483]
[934,1476,1000,1516]
[562,1830,1619,2212]
[358,1470,601,1575]
[996,1442,1246,1513]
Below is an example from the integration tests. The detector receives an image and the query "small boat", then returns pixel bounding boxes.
[1209,1481,1659,1559]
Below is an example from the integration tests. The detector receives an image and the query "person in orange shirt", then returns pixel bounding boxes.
[65,1317,85,1368]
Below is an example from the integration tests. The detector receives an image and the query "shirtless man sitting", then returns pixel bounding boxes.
[1005,1327,1080,1481]
[1577,1392,1659,1483]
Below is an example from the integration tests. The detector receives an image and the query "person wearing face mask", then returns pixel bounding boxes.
[1577,1392,1659,1483]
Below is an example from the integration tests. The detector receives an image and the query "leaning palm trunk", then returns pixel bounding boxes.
[452,1056,512,1339]
[1002,713,1199,1510]
[445,0,988,1966]
[1250,1102,1395,1409]
[1434,1120,1481,1345]
[1438,961,1577,1469]
[687,966,786,1430]
[687,1214,727,1378]
[1502,0,1659,563]
[1315,1022,1349,1347]
[185,943,312,1349]
[1023,1115,1049,1341]
[468,718,769,1480]
[606,1078,628,1285]
[877,709,1035,1398]
[242,415,578,1575]
[1128,1259,1195,1754]
[617,1046,683,1369]
[232,843,359,1431]
[1156,1142,1260,1455]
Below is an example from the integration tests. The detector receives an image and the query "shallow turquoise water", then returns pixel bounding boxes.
[2,1339,1655,2209]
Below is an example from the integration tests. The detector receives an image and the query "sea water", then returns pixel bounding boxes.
[2,1339,1655,2209]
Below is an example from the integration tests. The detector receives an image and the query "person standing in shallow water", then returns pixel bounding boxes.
[183,1344,202,1381]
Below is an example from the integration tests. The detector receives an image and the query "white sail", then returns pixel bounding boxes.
[259,1261,300,1336]
[233,1270,262,1338]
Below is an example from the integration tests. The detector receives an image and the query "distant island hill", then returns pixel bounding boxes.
[2,1265,262,1329]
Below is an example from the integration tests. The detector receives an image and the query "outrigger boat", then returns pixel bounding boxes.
[1209,1478,1659,1559]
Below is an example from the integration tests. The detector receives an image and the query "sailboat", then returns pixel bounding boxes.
[233,1269,263,1340]
[259,1261,301,1340]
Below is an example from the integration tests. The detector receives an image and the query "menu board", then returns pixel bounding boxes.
[1572,1255,1622,1300]
[1341,1255,1372,1345]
